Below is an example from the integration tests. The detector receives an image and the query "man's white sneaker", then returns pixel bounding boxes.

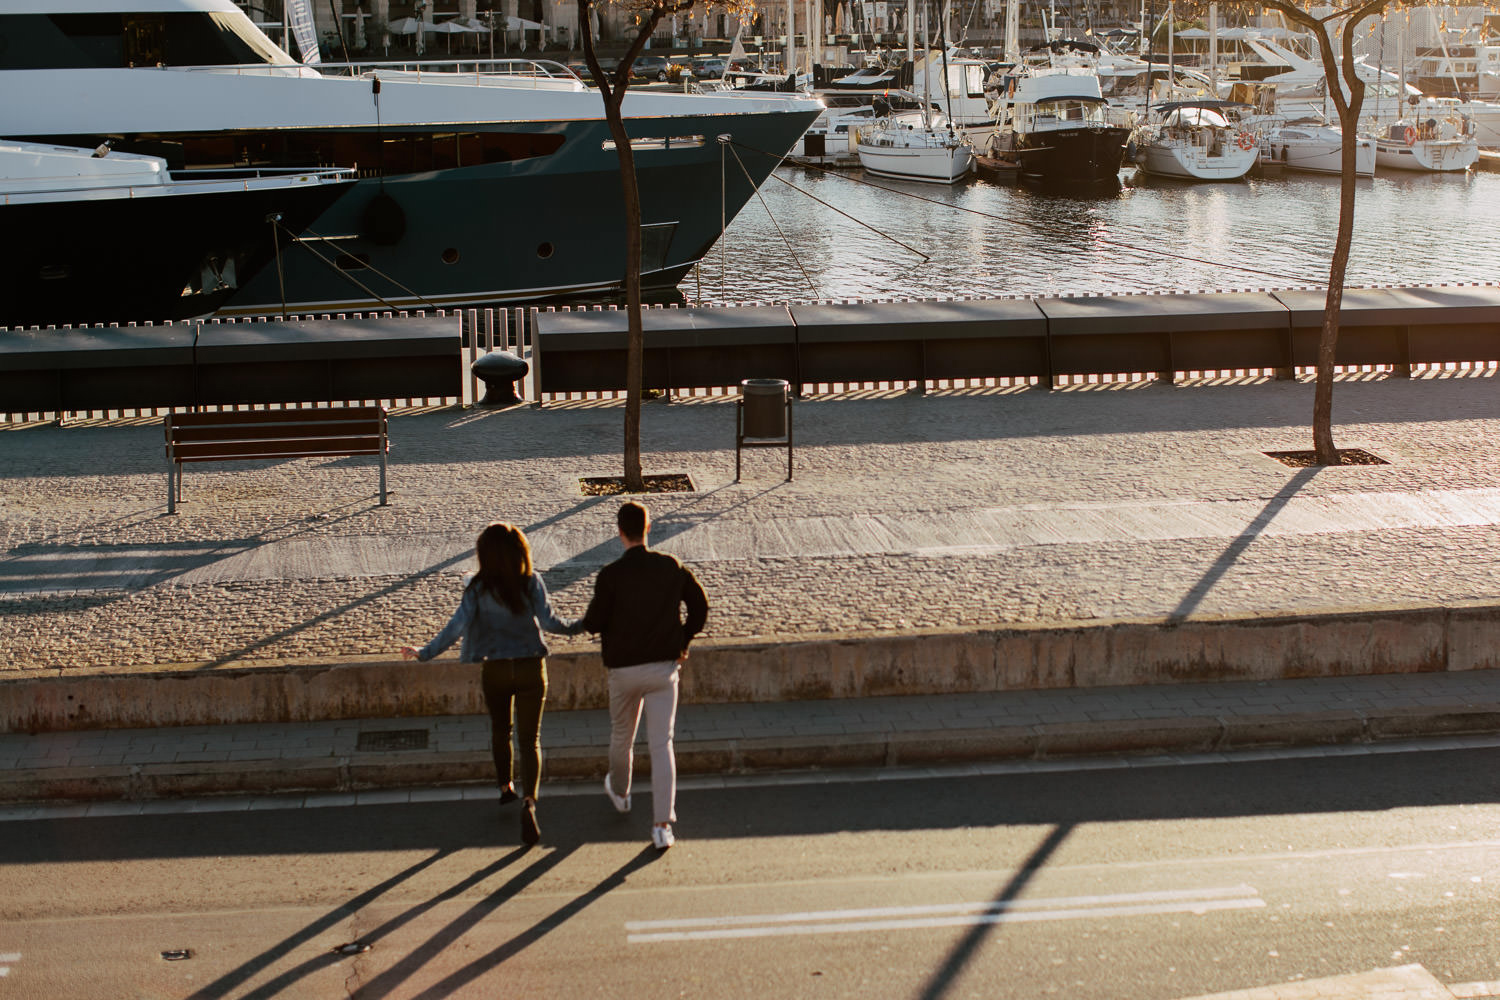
[651,824,675,851]
[603,774,631,814]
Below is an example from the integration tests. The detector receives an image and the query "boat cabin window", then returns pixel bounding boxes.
[0,12,294,69]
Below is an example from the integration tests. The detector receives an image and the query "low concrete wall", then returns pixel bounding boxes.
[6,601,1500,734]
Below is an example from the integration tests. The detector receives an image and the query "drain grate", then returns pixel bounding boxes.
[356,729,430,752]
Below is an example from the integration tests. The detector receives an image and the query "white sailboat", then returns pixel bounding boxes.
[1133,100,1259,180]
[1256,118,1376,176]
[855,114,974,183]
[1371,118,1479,171]
[855,0,974,183]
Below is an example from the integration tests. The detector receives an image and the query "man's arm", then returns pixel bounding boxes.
[579,564,612,635]
[680,566,708,646]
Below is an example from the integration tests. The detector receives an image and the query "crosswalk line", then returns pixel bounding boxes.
[628,884,1263,944]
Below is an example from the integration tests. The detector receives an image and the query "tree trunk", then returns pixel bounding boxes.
[1257,0,1384,466]
[582,0,672,493]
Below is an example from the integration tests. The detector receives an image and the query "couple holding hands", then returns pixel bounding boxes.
[401,501,708,851]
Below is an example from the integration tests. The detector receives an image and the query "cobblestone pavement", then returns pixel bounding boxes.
[5,371,1500,672]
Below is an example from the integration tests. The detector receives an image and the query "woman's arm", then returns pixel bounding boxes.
[410,586,476,660]
[530,573,584,635]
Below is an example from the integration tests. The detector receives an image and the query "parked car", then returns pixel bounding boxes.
[688,56,726,80]
[565,57,617,85]
[630,55,670,81]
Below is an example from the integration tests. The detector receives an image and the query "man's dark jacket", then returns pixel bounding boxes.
[581,545,709,668]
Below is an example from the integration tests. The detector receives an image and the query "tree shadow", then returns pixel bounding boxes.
[190,499,604,668]
[916,824,1073,1000]
[1166,466,1320,624]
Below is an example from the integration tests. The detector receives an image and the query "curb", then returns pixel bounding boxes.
[11,600,1500,734]
[7,704,1499,804]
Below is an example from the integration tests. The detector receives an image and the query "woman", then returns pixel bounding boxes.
[401,522,582,845]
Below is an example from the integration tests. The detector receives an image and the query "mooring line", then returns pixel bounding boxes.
[728,139,1321,285]
[727,143,822,297]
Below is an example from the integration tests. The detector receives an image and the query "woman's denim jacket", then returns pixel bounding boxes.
[416,572,581,662]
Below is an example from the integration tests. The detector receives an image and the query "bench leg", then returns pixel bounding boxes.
[167,456,177,515]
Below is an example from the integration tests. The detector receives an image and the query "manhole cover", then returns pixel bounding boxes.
[356,729,429,752]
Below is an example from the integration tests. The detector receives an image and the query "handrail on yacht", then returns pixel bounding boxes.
[177,57,582,85]
[323,57,580,81]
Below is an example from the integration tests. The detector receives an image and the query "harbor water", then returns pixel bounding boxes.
[683,165,1500,305]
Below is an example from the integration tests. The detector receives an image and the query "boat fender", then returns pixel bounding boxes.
[361,192,407,246]
[1236,131,1256,151]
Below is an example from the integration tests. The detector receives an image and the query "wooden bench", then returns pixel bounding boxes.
[164,406,389,514]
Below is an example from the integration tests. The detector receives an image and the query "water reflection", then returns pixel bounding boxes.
[687,164,1496,304]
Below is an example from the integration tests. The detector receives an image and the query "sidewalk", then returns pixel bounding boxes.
[7,373,1500,673]
[9,372,1500,803]
[6,669,1500,805]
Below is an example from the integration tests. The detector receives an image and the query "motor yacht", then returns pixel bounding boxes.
[1,140,353,328]
[992,42,1131,188]
[1,1,822,318]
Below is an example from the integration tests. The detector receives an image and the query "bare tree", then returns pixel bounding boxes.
[1217,0,1394,464]
[577,0,725,491]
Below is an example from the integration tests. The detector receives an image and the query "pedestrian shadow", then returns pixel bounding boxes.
[371,845,661,1000]
[1166,466,1319,624]
[183,847,460,1000]
[915,823,1072,1000]
[219,846,539,1000]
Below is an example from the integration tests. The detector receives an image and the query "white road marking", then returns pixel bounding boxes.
[627,885,1264,943]
[0,952,17,978]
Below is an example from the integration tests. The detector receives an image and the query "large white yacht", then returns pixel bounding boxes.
[1,0,823,321]
[1,140,353,327]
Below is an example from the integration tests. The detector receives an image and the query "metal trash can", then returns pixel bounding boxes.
[740,378,789,438]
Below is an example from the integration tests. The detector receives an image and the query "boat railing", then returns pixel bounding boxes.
[176,57,583,87]
[168,166,357,183]
[318,57,581,83]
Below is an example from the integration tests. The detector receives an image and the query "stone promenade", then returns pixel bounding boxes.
[5,370,1500,673]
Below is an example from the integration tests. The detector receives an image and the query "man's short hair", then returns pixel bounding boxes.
[617,501,648,541]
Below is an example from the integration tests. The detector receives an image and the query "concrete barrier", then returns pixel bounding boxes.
[7,600,1500,734]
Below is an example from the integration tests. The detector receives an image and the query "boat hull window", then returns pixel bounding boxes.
[641,222,677,274]
[0,12,294,70]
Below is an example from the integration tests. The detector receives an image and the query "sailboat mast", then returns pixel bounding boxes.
[1209,1,1218,93]
[1166,0,1174,101]
[1004,0,1020,62]
[786,0,796,77]
[921,0,931,128]
[907,0,915,66]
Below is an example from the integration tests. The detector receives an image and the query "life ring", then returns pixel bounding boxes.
[1404,125,1418,146]
[1236,132,1255,151]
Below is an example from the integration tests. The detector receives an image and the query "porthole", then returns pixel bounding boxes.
[441,247,460,264]
[537,242,554,260]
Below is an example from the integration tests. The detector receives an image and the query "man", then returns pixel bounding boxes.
[581,501,709,851]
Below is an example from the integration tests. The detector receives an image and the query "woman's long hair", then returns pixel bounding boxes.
[469,522,533,614]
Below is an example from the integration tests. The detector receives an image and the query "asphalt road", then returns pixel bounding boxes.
[3,744,1499,999]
